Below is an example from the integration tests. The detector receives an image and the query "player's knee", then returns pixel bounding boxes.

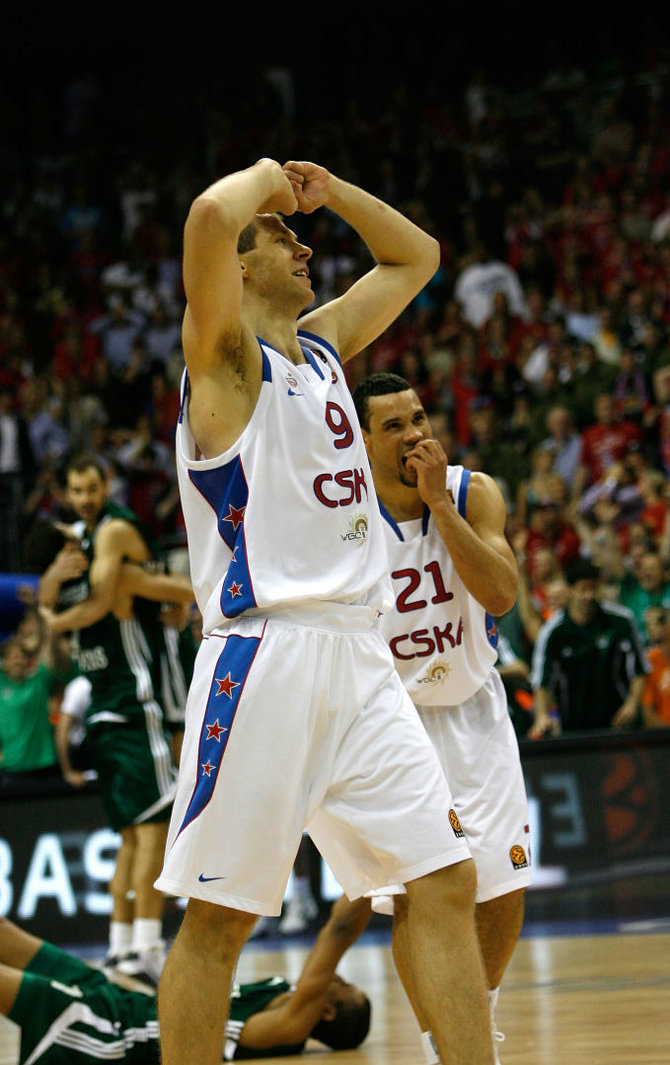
[181,898,258,957]
[407,858,478,915]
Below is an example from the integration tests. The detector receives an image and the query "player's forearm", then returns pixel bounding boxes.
[188,158,287,237]
[429,498,518,616]
[325,175,440,275]
[46,595,110,634]
[39,566,65,608]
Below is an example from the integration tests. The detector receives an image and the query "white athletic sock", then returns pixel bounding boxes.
[108,921,132,958]
[132,918,163,953]
[488,986,500,1024]
[291,875,312,900]
[421,1030,441,1065]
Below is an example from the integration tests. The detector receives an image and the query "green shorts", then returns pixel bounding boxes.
[9,942,159,1064]
[86,705,176,831]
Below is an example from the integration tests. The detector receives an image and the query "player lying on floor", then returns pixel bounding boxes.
[0,894,372,1064]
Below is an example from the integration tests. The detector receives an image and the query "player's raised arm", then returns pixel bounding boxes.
[291,161,440,361]
[181,158,298,376]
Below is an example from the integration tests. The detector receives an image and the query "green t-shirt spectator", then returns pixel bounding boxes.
[0,661,61,773]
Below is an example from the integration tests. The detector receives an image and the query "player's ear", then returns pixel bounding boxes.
[320,1002,337,1022]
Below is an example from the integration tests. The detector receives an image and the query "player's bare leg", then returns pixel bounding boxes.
[158,898,256,1065]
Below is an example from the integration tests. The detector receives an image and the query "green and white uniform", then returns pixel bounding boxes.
[10,953,302,1064]
[93,503,195,736]
[224,978,305,1060]
[9,942,159,1064]
[64,508,176,831]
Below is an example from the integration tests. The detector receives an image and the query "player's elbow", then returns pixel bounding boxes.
[415,235,441,284]
[186,194,238,244]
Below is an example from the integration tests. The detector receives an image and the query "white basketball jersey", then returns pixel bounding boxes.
[176,330,393,635]
[377,465,499,705]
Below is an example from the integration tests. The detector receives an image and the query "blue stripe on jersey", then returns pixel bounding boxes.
[378,498,404,541]
[176,633,262,838]
[189,458,249,552]
[220,539,256,618]
[256,339,273,381]
[421,504,430,536]
[189,460,258,618]
[485,612,499,649]
[297,328,343,366]
[457,468,470,517]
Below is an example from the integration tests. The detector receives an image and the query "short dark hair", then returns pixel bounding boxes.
[310,995,371,1051]
[237,222,257,254]
[65,453,107,482]
[352,373,413,430]
[564,556,600,586]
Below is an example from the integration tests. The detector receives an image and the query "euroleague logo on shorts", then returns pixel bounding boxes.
[448,809,464,837]
[509,844,529,870]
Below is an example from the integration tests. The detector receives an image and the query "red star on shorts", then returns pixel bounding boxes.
[201,760,215,776]
[215,672,240,698]
[223,504,246,531]
[206,718,227,742]
[227,581,243,598]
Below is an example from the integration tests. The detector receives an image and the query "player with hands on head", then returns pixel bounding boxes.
[154,154,496,1065]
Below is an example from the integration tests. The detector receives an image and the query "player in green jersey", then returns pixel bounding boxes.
[0,894,371,1064]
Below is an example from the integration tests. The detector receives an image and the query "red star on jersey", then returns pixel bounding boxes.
[223,504,246,531]
[206,719,227,742]
[201,760,215,777]
[228,581,243,598]
[487,623,498,640]
[215,672,240,698]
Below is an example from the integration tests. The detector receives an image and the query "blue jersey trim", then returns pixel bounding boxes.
[457,468,470,518]
[188,459,257,617]
[297,328,343,366]
[378,498,404,541]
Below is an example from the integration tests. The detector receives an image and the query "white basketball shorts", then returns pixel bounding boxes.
[155,611,471,915]
[369,668,531,912]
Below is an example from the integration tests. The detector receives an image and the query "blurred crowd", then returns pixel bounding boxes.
[2,26,670,746]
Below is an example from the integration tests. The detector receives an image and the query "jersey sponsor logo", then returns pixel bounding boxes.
[449,809,464,837]
[313,467,369,508]
[390,618,464,660]
[416,659,452,686]
[75,645,109,672]
[340,512,369,546]
[198,873,227,882]
[285,371,304,396]
[510,845,529,869]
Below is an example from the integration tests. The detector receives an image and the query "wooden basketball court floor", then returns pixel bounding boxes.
[2,878,669,1064]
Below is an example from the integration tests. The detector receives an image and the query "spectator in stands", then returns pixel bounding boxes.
[618,549,670,644]
[573,392,644,500]
[454,240,529,330]
[87,297,146,374]
[0,389,35,573]
[530,556,648,736]
[521,496,581,585]
[642,609,670,728]
[0,619,72,789]
[539,404,582,496]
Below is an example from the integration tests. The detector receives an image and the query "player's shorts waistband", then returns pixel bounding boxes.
[207,601,381,637]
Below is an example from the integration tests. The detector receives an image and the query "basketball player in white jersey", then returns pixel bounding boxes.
[353,372,531,1065]
[154,157,496,1065]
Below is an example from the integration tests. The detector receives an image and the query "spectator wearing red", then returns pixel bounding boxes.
[523,498,582,583]
[574,391,644,499]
